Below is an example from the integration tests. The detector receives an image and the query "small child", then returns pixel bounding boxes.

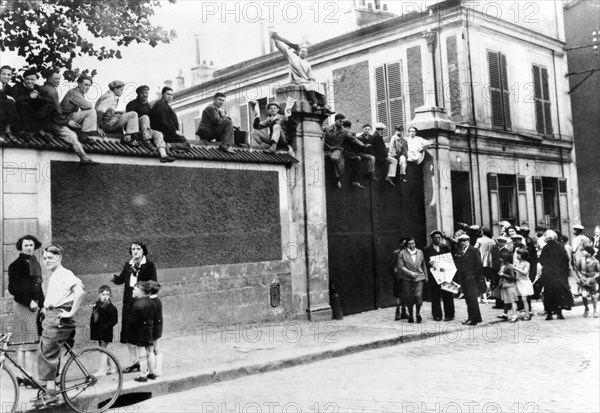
[90,285,118,376]
[497,252,519,322]
[577,246,599,318]
[148,281,163,377]
[514,249,534,321]
[128,281,157,382]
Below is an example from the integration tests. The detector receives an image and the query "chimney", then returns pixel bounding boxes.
[176,69,185,91]
[194,34,201,66]
[164,80,173,90]
[259,19,266,55]
[268,25,276,53]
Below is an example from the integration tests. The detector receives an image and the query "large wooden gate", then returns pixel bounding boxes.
[325,161,427,315]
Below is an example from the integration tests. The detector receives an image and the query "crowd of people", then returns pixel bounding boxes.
[390,223,600,325]
[7,236,164,404]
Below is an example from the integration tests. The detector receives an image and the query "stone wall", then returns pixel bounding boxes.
[1,148,295,339]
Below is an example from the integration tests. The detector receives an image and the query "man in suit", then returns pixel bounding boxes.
[423,230,454,321]
[454,233,483,325]
[372,123,399,186]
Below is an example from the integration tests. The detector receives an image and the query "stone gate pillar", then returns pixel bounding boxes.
[408,105,456,237]
[276,85,332,321]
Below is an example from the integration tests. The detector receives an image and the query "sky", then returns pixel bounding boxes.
[0,0,429,107]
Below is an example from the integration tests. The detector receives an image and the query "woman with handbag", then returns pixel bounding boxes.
[7,235,45,387]
[576,246,599,318]
[111,241,157,373]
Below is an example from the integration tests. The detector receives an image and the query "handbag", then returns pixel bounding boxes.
[561,285,575,311]
[477,277,488,294]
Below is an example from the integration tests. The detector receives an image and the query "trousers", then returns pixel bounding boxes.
[38,310,76,381]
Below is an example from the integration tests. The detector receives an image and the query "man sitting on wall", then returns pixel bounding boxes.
[95,80,141,147]
[323,113,349,188]
[40,68,99,165]
[389,126,409,183]
[125,85,175,163]
[0,65,18,142]
[250,101,296,155]
[340,119,375,189]
[150,86,191,152]
[60,75,102,144]
[196,92,235,154]
[372,123,399,187]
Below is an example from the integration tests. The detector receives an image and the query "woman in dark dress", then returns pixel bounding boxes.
[111,241,157,373]
[539,230,570,320]
[8,235,45,386]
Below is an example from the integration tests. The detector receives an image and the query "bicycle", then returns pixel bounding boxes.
[0,332,123,413]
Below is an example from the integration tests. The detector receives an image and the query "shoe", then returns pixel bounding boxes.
[557,313,565,320]
[394,307,401,321]
[545,315,553,320]
[416,315,422,323]
[147,374,157,380]
[80,157,99,166]
[467,321,479,326]
[134,376,148,382]
[160,156,176,163]
[123,362,140,373]
[400,312,409,320]
[219,144,234,154]
[385,178,396,187]
[267,143,277,153]
[491,305,504,309]
[120,136,139,147]
[433,317,442,321]
[443,317,454,321]
[407,317,414,323]
[461,320,471,325]
[508,317,518,323]
[79,135,97,145]
[351,181,364,189]
[584,308,589,318]
[44,392,62,406]
[522,316,531,321]
[497,314,508,320]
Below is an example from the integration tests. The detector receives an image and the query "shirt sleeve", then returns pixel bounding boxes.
[95,93,115,113]
[63,270,84,292]
[69,90,93,111]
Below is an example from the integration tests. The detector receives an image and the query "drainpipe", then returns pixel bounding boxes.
[464,9,484,224]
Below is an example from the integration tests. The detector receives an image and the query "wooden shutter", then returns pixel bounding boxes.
[533,65,553,136]
[558,178,569,235]
[375,65,388,137]
[240,103,248,131]
[488,51,511,130]
[517,175,528,226]
[488,173,500,236]
[532,177,544,227]
[387,61,404,138]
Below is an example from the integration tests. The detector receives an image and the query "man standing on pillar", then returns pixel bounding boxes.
[270,31,334,115]
[424,230,454,321]
[454,233,483,325]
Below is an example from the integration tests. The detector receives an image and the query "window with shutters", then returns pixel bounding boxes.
[542,177,559,229]
[375,61,405,139]
[498,174,518,225]
[487,50,511,130]
[532,64,553,136]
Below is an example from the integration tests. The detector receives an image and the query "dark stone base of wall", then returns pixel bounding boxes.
[1,261,293,346]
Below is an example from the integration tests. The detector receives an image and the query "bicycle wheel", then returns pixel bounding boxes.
[60,347,122,413]
[0,364,18,413]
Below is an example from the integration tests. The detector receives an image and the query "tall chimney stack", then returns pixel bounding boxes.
[194,34,201,66]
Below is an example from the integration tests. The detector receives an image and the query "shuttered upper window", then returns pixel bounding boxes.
[375,61,405,138]
[532,64,553,136]
[487,51,511,130]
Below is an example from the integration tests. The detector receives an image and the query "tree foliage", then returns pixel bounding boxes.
[0,0,177,80]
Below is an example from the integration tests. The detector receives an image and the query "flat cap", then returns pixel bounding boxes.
[457,234,470,241]
[497,236,508,242]
[573,224,584,230]
[266,102,281,109]
[374,122,387,129]
[135,85,149,94]
[430,230,442,237]
[108,80,125,90]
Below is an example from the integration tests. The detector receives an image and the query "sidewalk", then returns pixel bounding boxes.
[18,297,586,412]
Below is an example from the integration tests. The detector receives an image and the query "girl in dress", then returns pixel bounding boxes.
[514,249,534,321]
[497,252,519,322]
